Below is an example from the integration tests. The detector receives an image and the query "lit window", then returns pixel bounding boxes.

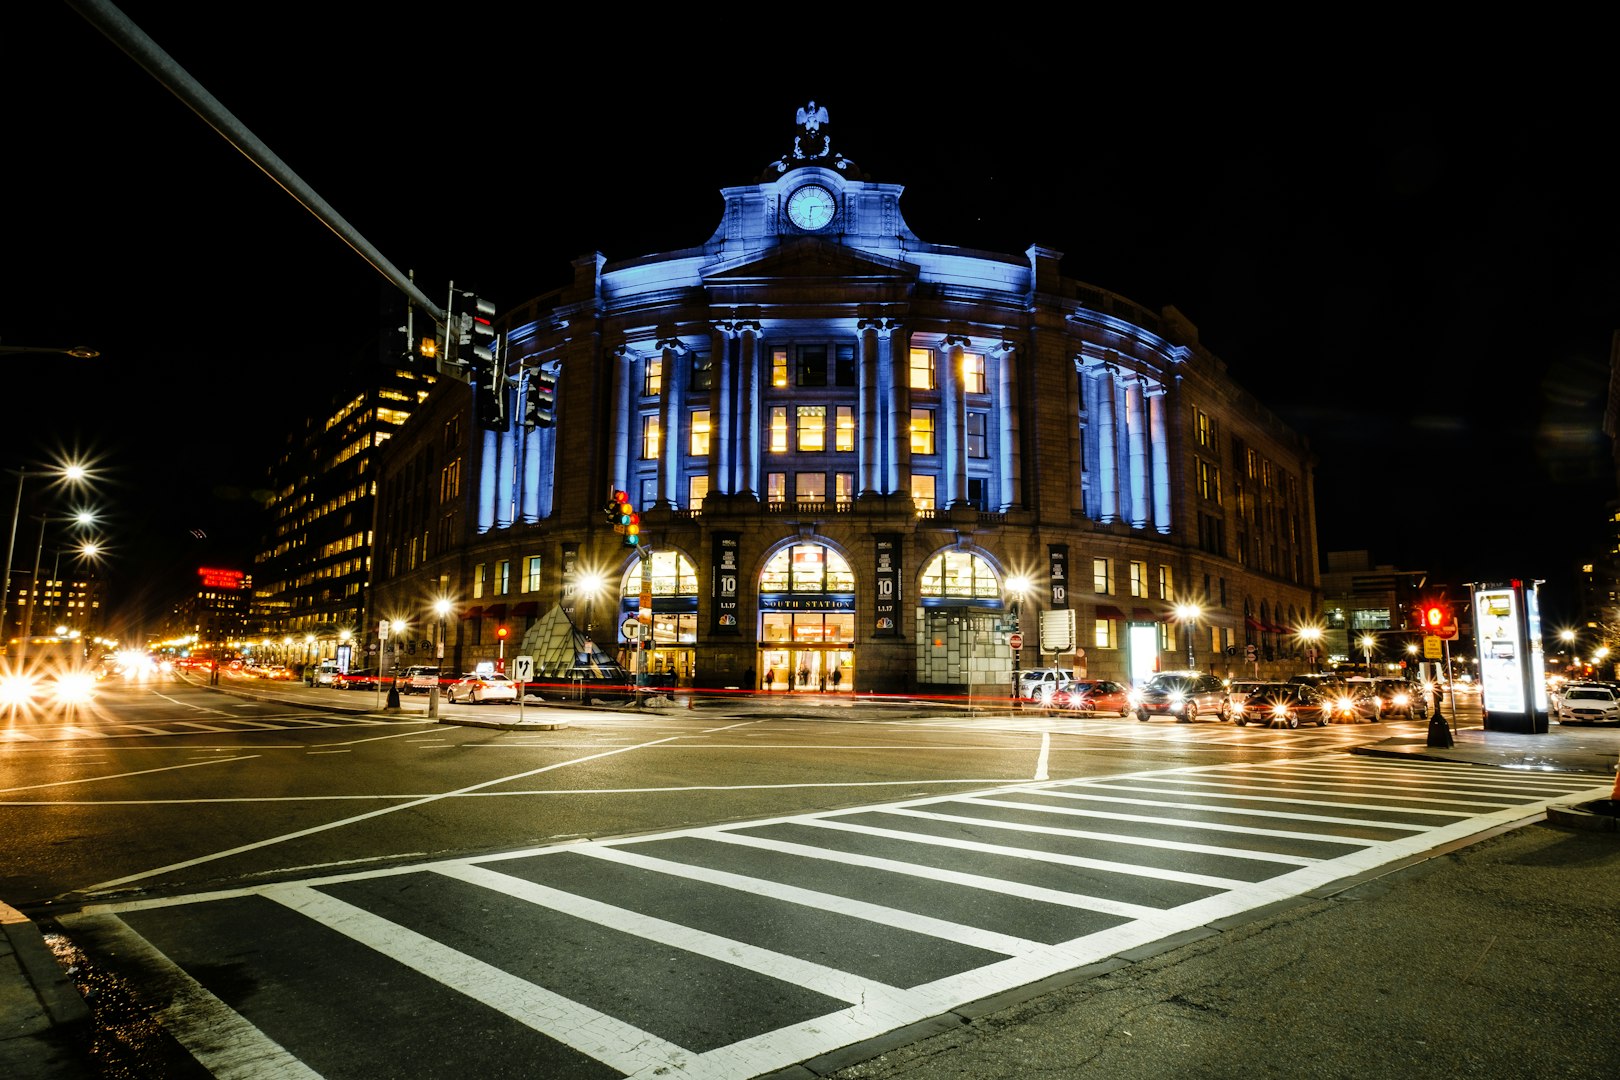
[769,407,788,453]
[761,542,853,593]
[690,410,710,456]
[835,472,855,506]
[772,349,788,388]
[911,474,936,511]
[835,406,855,452]
[641,415,660,459]
[524,556,541,592]
[643,359,662,397]
[496,560,510,595]
[797,405,826,451]
[688,474,709,511]
[796,472,826,506]
[911,409,935,455]
[919,551,999,598]
[766,472,786,504]
[962,352,985,394]
[1129,561,1147,598]
[1094,617,1115,649]
[909,348,935,390]
[1158,565,1174,600]
[473,563,487,599]
[1093,558,1112,595]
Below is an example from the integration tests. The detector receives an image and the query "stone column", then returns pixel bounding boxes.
[941,336,968,507]
[656,338,687,508]
[736,322,762,499]
[1126,377,1149,529]
[710,322,735,494]
[1096,365,1120,524]
[857,319,882,496]
[611,345,637,497]
[994,340,1019,512]
[885,321,908,496]
[1148,382,1171,533]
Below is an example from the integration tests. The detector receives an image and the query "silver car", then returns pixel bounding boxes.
[1556,684,1620,725]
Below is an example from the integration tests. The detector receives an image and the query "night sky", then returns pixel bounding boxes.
[6,4,1618,628]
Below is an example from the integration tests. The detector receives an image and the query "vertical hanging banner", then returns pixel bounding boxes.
[560,542,579,606]
[712,532,740,634]
[1048,545,1069,609]
[874,534,900,636]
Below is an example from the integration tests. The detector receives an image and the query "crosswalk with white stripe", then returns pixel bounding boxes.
[61,756,1610,1079]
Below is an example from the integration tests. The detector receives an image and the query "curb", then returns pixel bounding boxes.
[1546,799,1620,832]
[0,901,88,1030]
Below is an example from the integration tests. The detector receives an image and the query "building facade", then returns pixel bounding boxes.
[369,106,1322,693]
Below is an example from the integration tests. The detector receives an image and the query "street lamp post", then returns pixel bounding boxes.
[430,599,451,717]
[386,618,405,708]
[1174,603,1202,670]
[1298,626,1323,673]
[19,510,96,668]
[1005,575,1029,708]
[2,462,88,649]
[1360,634,1376,677]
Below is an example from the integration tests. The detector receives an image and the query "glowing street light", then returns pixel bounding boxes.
[1360,634,1377,676]
[1297,625,1323,672]
[3,460,91,644]
[1174,602,1202,669]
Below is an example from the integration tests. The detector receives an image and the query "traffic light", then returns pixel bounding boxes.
[1421,602,1452,635]
[608,489,640,547]
[524,367,557,428]
[462,294,496,367]
[496,626,508,642]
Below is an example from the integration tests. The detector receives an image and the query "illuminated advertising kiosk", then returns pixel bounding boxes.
[1471,579,1549,733]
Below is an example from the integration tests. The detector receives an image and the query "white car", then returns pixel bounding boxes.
[1017,668,1074,706]
[1556,684,1620,725]
[446,672,519,704]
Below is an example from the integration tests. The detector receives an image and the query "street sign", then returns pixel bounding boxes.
[514,655,534,682]
[1435,623,1459,641]
[1008,632,1023,650]
[1423,636,1443,659]
[621,617,642,641]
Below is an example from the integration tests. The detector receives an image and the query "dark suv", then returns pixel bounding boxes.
[1134,670,1231,723]
[1370,677,1427,719]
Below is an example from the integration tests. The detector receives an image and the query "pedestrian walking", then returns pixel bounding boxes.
[764,668,774,693]
[831,667,842,691]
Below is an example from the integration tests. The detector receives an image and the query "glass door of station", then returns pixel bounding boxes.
[760,648,853,692]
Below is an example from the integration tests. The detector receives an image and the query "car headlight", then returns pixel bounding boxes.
[1393,693,1409,706]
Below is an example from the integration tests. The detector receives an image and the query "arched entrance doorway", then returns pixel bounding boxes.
[615,549,699,685]
[757,540,855,692]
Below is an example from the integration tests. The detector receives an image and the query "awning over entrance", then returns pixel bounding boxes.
[1096,605,1126,619]
[461,606,483,620]
[510,601,538,617]
[483,603,508,620]
[1136,607,1173,623]
[1245,616,1265,631]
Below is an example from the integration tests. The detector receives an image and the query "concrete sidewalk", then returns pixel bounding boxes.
[6,684,1617,1078]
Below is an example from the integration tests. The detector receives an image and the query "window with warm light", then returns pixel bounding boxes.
[911,409,936,454]
[797,406,826,451]
[909,347,935,390]
[769,407,788,453]
[688,474,708,511]
[835,472,855,506]
[766,472,786,504]
[835,406,855,452]
[643,359,662,397]
[962,352,986,394]
[473,563,487,599]
[919,550,999,599]
[1094,617,1115,649]
[795,472,826,506]
[690,410,710,456]
[1159,565,1174,600]
[524,556,541,592]
[641,415,660,459]
[1094,558,1112,594]
[771,349,788,388]
[496,560,510,595]
[1129,561,1147,598]
[911,474,936,511]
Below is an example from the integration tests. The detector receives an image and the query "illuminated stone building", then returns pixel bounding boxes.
[369,105,1321,693]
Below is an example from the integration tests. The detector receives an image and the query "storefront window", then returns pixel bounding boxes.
[760,542,852,593]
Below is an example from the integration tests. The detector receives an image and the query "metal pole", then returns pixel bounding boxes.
[0,468,24,645]
[18,516,48,668]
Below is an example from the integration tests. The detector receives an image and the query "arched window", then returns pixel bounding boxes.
[760,543,853,594]
[919,550,1000,599]
[618,549,699,597]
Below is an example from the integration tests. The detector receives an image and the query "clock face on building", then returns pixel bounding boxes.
[786,184,836,230]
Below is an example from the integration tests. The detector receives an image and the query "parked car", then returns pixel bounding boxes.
[401,666,442,694]
[1556,683,1620,725]
[1017,667,1074,707]
[1370,677,1427,719]
[1232,682,1331,728]
[333,667,382,691]
[1050,679,1131,716]
[446,672,519,704]
[1132,670,1231,723]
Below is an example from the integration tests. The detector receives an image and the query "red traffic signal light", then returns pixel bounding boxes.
[1424,605,1443,632]
[496,626,508,640]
